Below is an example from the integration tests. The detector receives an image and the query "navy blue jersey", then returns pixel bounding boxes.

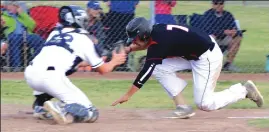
[147,24,214,62]
[133,24,215,88]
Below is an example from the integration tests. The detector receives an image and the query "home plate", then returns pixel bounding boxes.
[162,112,196,119]
[227,116,269,119]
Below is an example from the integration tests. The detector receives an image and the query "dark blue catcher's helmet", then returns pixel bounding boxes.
[58,5,89,29]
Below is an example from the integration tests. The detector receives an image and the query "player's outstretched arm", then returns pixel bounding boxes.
[83,35,127,75]
[111,59,159,106]
[96,49,126,74]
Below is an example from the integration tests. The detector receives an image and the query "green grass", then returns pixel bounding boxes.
[1,79,269,109]
[248,119,269,128]
[25,1,269,72]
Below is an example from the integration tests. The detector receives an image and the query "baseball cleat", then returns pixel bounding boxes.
[163,105,195,119]
[44,101,69,125]
[33,105,53,120]
[244,80,264,107]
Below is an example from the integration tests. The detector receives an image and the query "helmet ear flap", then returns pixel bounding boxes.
[138,31,150,42]
[65,12,75,24]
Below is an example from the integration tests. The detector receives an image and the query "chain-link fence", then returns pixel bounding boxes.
[1,1,268,73]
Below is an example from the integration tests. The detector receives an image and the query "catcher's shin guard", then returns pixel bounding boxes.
[84,106,99,123]
[64,103,99,123]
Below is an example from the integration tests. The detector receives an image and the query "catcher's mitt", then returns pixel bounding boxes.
[101,40,126,57]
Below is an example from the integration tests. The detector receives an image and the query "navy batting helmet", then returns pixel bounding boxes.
[126,17,152,45]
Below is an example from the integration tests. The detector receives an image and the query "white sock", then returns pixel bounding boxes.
[177,105,189,109]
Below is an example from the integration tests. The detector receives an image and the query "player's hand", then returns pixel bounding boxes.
[102,56,108,61]
[105,1,111,7]
[1,17,5,26]
[111,46,127,66]
[124,47,131,54]
[224,29,237,36]
[111,94,130,106]
[230,29,237,37]
[16,6,24,14]
[1,42,8,55]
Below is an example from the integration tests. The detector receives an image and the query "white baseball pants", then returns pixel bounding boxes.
[24,65,92,108]
[152,37,248,111]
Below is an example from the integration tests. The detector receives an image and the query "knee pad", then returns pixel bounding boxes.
[195,99,216,111]
[64,103,88,121]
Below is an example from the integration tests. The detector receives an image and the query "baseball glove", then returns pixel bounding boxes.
[101,40,126,59]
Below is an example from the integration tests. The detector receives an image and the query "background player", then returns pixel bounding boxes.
[24,5,126,124]
[112,17,264,119]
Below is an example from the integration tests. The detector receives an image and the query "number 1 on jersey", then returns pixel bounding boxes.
[166,25,189,32]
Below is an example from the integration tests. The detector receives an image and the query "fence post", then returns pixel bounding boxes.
[150,1,155,25]
[243,0,247,6]
[266,54,269,72]
[23,29,28,69]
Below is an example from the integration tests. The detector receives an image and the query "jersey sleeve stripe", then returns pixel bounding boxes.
[139,64,154,82]
[91,61,104,68]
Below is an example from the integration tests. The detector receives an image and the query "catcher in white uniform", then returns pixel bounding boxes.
[24,5,126,124]
[112,17,264,119]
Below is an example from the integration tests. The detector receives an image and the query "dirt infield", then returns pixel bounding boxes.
[1,104,269,132]
[1,72,269,132]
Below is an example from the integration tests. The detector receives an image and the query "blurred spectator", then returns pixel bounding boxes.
[102,0,139,71]
[29,5,60,39]
[2,1,45,72]
[103,0,139,44]
[86,1,106,46]
[1,17,8,55]
[155,0,177,24]
[1,11,8,71]
[1,40,8,56]
[76,1,106,72]
[203,0,243,72]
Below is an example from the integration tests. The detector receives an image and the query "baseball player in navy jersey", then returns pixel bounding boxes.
[24,5,126,124]
[112,17,264,119]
